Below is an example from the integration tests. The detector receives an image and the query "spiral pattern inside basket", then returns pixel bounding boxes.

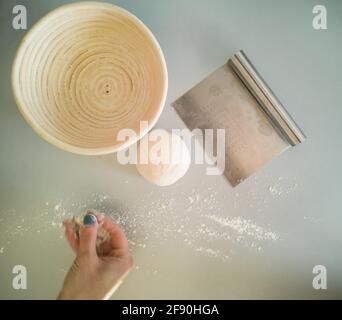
[12,2,167,154]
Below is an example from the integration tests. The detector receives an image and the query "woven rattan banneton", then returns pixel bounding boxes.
[12,2,168,155]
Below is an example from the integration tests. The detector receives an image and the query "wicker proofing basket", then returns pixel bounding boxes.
[12,2,168,155]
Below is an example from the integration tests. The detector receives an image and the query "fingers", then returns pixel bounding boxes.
[101,217,130,254]
[63,219,78,253]
[96,213,105,224]
[77,214,99,259]
[63,214,129,261]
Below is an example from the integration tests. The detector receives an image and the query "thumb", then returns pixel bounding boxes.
[77,213,98,259]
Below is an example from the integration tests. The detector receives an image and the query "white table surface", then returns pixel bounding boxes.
[0,0,341,299]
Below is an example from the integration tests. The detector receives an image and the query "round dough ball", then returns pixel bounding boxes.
[136,129,190,186]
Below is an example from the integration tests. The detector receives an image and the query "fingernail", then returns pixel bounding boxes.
[83,214,97,227]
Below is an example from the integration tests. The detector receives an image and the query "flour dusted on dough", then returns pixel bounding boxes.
[136,129,191,186]
[72,209,110,247]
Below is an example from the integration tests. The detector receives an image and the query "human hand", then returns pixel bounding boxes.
[58,213,133,300]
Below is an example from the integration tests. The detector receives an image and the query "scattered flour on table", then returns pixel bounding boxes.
[268,176,298,197]
[0,175,300,265]
[205,215,279,241]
